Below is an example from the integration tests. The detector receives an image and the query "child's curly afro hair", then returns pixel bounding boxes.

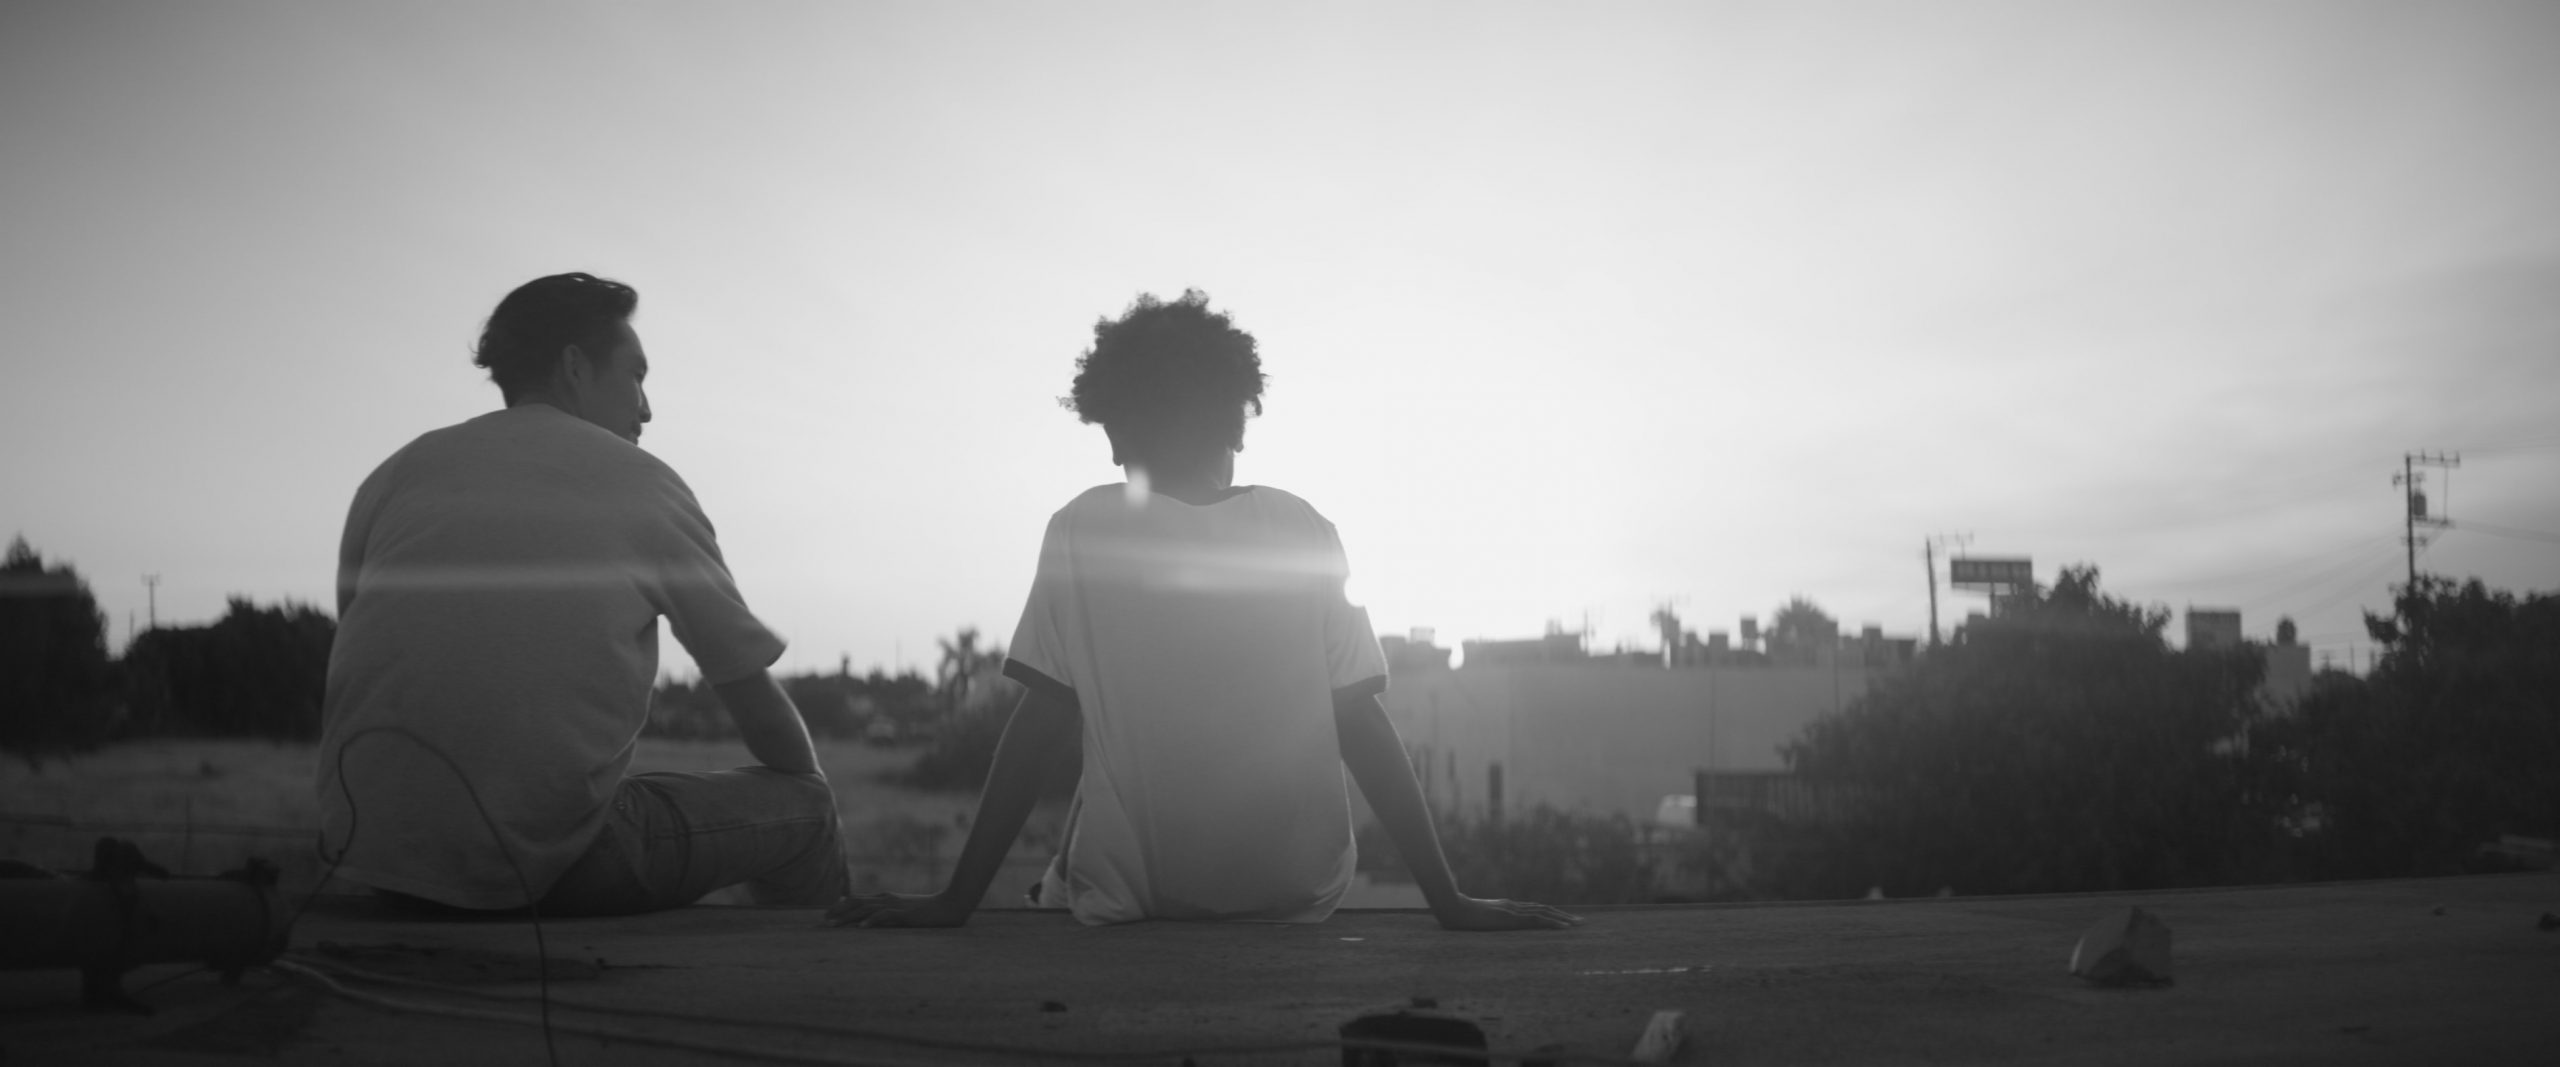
[1064,290,1267,457]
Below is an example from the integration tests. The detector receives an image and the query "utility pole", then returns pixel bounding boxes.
[2394,453,2460,590]
[1923,533,1971,648]
[142,573,160,631]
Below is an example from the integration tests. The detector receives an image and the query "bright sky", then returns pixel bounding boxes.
[6,0,2556,678]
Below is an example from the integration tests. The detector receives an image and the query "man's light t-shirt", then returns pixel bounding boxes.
[317,404,784,909]
[1005,483,1389,925]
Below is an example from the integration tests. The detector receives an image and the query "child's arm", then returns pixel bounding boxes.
[1335,691,1583,931]
[824,685,1081,928]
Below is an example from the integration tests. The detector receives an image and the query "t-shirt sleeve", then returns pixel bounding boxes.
[1003,511,1077,702]
[336,459,387,619]
[1320,521,1388,700]
[645,467,785,684]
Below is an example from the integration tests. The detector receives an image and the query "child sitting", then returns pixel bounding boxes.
[828,291,1577,931]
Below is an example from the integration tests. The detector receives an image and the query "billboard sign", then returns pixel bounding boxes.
[1949,557,2032,589]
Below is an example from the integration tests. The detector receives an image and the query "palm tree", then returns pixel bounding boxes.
[1767,597,1838,666]
[934,627,987,714]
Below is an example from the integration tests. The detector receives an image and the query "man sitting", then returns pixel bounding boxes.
[317,272,844,915]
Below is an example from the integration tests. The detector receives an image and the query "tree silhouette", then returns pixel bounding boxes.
[1783,565,2265,895]
[646,665,939,742]
[124,597,334,740]
[0,537,119,756]
[2254,577,2560,878]
[1765,596,1838,665]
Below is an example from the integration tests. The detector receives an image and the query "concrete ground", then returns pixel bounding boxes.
[5,873,2556,1065]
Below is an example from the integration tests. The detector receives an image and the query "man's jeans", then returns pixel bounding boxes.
[538,767,849,916]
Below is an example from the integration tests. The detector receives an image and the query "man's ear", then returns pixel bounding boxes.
[556,343,594,391]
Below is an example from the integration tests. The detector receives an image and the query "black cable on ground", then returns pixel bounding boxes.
[312,725,560,1067]
[0,812,313,839]
[124,964,215,998]
[275,961,904,1067]
[280,955,1657,1067]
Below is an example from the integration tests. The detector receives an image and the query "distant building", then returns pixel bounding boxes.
[1380,629,1452,677]
[1382,659,1888,823]
[1841,624,1919,670]
[1459,632,1585,667]
[2186,608,2243,650]
[1688,630,1767,668]
[2259,615,2314,711]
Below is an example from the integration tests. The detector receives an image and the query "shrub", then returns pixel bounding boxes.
[1362,804,1660,906]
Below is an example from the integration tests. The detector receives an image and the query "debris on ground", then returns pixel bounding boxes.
[1341,1008,1488,1066]
[2069,906,2173,987]
[1630,1009,1685,1064]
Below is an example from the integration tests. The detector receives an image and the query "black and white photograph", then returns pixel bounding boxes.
[4,1,2556,1063]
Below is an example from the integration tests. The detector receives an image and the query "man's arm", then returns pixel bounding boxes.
[712,668,823,778]
[1335,690,1581,931]
[826,684,1080,927]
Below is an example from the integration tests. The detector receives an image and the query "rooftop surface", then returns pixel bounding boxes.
[7,873,2556,1065]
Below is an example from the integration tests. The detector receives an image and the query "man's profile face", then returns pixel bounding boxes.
[571,319,652,444]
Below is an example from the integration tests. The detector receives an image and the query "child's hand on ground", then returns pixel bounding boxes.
[824,891,973,928]
[1434,895,1584,931]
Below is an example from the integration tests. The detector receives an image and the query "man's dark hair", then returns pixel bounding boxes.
[473,272,638,401]
[1065,290,1266,461]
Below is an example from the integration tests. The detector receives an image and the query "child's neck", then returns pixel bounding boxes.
[1128,457,1236,506]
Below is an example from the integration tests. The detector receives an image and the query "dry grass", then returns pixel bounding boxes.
[0,736,1057,900]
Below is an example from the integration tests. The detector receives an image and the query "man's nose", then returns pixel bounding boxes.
[639,389,652,423]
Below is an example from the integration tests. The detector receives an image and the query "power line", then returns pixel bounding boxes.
[2453,519,2560,546]
[2288,553,2404,623]
[2249,542,2407,610]
[2442,435,2560,455]
[2011,446,2449,548]
[2042,463,2376,544]
[2126,534,2398,595]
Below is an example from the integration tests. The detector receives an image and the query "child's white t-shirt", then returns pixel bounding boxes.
[1004,483,1388,924]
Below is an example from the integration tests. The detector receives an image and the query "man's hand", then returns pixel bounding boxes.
[1434,894,1584,932]
[824,891,973,929]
